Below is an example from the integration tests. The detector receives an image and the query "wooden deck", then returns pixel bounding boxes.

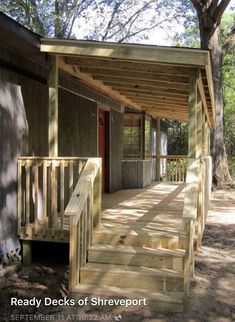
[101,182,185,234]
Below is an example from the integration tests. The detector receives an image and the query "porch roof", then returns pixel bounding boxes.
[40,38,215,126]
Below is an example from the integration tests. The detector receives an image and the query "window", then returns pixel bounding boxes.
[123,114,142,158]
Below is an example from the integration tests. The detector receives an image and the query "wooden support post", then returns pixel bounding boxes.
[202,109,206,157]
[23,240,32,266]
[92,159,102,229]
[48,55,58,157]
[188,69,199,159]
[196,101,202,158]
[156,118,161,181]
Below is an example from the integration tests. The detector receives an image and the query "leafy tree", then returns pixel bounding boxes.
[0,0,189,41]
[190,0,235,185]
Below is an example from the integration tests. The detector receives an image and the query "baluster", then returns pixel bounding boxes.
[17,161,22,236]
[25,161,31,236]
[34,161,39,226]
[60,160,65,229]
[69,161,74,198]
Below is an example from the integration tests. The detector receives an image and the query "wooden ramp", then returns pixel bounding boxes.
[73,182,186,312]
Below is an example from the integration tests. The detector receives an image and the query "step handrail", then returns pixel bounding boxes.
[65,158,102,293]
[182,158,200,311]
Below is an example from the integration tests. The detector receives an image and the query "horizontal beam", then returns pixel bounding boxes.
[126,94,188,104]
[41,38,209,67]
[79,66,189,84]
[117,87,188,97]
[93,74,189,86]
[65,57,190,76]
[103,79,189,91]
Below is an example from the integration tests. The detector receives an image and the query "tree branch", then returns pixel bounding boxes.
[214,0,231,23]
[191,0,203,14]
[222,24,235,54]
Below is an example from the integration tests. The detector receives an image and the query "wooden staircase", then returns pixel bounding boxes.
[71,226,186,312]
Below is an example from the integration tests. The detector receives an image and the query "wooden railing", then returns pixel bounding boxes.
[65,158,102,293]
[153,155,188,182]
[182,156,212,311]
[17,157,87,241]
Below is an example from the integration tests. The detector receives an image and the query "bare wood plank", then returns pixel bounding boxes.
[95,75,189,87]
[51,161,57,235]
[188,69,199,159]
[65,56,190,76]
[42,161,48,234]
[25,162,30,235]
[80,66,189,84]
[17,161,22,236]
[34,162,39,226]
[60,160,65,229]
[69,217,79,292]
[69,161,74,198]
[41,38,209,67]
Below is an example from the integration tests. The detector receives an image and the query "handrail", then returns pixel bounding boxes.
[182,156,212,311]
[152,155,188,182]
[182,158,200,311]
[65,158,102,292]
[17,157,87,241]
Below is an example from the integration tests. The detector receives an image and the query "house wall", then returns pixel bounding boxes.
[110,110,123,192]
[58,88,98,157]
[0,45,48,255]
[122,160,152,189]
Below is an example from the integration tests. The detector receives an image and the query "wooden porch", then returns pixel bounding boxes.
[17,155,212,312]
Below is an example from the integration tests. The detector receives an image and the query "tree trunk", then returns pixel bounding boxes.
[199,20,231,185]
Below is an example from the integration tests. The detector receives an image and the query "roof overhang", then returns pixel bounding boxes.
[41,38,215,126]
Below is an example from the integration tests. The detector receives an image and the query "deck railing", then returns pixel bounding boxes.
[182,156,212,311]
[17,157,87,241]
[65,158,102,293]
[152,155,188,182]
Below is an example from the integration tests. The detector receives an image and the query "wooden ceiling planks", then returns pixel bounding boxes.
[40,38,215,125]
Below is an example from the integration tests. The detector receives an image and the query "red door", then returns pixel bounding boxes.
[99,110,109,192]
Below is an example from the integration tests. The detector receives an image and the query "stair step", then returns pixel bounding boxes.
[71,284,183,312]
[80,263,184,292]
[88,244,185,270]
[93,228,186,249]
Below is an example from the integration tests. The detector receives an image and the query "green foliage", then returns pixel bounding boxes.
[167,121,188,155]
[222,13,235,163]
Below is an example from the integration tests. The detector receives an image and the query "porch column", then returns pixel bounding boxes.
[48,55,58,157]
[188,69,199,158]
[196,101,202,158]
[156,118,161,181]
[201,109,206,157]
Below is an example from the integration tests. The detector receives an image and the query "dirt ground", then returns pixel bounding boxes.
[0,187,235,322]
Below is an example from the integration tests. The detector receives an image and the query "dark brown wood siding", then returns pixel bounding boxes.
[110,110,123,192]
[58,88,98,157]
[0,45,48,245]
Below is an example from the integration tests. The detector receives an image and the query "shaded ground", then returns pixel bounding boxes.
[0,188,235,322]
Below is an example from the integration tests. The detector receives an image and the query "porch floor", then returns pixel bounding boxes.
[101,182,186,235]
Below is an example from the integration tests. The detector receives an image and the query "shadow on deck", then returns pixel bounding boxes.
[101,182,186,235]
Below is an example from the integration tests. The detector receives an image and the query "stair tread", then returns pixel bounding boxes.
[72,284,183,304]
[89,244,185,256]
[95,226,186,237]
[80,263,183,277]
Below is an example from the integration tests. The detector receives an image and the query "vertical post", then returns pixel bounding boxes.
[188,69,198,159]
[156,118,161,181]
[23,240,32,266]
[196,101,202,158]
[48,55,58,157]
[202,109,206,157]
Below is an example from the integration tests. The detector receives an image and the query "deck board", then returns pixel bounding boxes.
[101,182,185,233]
[19,182,185,242]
